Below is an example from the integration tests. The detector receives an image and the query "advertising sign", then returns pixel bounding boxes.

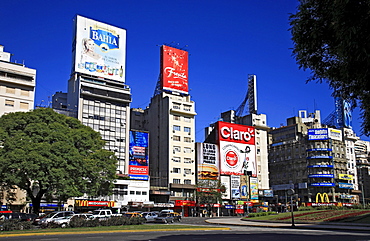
[308,128,329,140]
[263,190,273,197]
[72,15,126,82]
[339,174,353,180]
[231,175,241,199]
[250,177,258,200]
[328,128,342,141]
[308,174,334,178]
[161,45,188,94]
[197,143,219,180]
[129,131,149,180]
[220,175,231,199]
[217,121,256,176]
[338,182,354,189]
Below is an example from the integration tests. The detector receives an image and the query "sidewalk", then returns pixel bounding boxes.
[206,217,370,232]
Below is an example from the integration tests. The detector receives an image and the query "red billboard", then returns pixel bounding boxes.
[161,45,188,94]
[217,122,256,176]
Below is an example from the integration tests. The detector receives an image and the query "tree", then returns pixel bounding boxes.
[196,179,225,216]
[0,108,117,214]
[289,0,370,135]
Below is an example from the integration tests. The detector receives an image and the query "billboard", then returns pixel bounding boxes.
[308,128,329,140]
[72,15,126,82]
[197,143,219,180]
[217,121,256,176]
[220,176,231,199]
[231,175,241,199]
[161,45,188,94]
[250,177,258,200]
[129,131,149,180]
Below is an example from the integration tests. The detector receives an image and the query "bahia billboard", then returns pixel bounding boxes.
[129,131,149,180]
[217,121,256,176]
[72,15,126,82]
[160,45,188,94]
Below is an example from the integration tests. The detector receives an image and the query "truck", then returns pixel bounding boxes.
[90,209,122,220]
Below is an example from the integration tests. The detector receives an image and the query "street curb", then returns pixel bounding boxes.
[0,227,231,238]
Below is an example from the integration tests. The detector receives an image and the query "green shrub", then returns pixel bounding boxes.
[0,220,33,231]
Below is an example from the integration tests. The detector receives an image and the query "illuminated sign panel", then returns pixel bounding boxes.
[217,121,255,176]
[338,174,353,180]
[129,131,149,180]
[161,45,188,94]
[72,15,126,82]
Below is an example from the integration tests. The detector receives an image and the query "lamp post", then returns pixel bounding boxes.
[287,189,295,227]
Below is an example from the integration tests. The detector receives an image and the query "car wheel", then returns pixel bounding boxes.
[61,223,67,228]
[164,220,167,224]
[171,219,174,223]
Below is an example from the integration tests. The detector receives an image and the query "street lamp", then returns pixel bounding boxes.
[287,189,295,227]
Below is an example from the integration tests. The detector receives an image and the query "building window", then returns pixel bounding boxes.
[173,125,181,131]
[6,87,15,94]
[184,127,191,133]
[184,147,191,153]
[184,158,192,163]
[20,102,29,109]
[173,156,181,162]
[184,179,191,185]
[173,135,180,141]
[184,137,191,143]
[142,191,147,195]
[184,117,191,123]
[136,191,141,195]
[173,179,181,184]
[183,105,191,111]
[173,168,181,173]
[173,103,181,109]
[184,168,191,174]
[173,115,180,121]
[173,146,181,153]
[130,191,135,195]
[5,100,14,107]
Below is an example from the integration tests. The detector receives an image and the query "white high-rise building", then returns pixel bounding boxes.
[0,45,35,116]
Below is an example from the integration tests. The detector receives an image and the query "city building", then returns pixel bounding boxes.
[268,110,361,205]
[130,45,197,209]
[0,45,36,211]
[65,16,149,211]
[355,140,370,205]
[0,45,35,116]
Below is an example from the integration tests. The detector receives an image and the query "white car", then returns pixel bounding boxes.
[141,212,158,222]
[38,211,75,225]
[53,213,93,228]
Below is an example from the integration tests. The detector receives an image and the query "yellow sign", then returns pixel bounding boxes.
[338,174,353,180]
[316,193,330,203]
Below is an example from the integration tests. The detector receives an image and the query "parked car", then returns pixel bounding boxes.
[0,212,35,221]
[90,209,121,220]
[53,213,93,228]
[123,212,142,218]
[173,212,182,222]
[154,213,175,223]
[37,211,74,225]
[141,212,158,222]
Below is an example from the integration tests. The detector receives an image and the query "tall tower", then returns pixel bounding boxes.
[67,16,148,211]
[143,45,197,204]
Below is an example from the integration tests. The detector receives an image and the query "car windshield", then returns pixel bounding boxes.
[43,212,56,218]
[92,211,102,215]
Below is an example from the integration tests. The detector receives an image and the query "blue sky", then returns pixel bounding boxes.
[2,0,367,142]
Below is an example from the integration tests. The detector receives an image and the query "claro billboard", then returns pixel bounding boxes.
[72,15,126,82]
[217,121,256,176]
[160,45,188,94]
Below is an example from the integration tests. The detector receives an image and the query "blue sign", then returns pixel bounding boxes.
[310,183,335,187]
[224,205,235,209]
[338,182,354,189]
[307,165,334,168]
[308,174,334,178]
[306,148,332,152]
[308,128,329,140]
[307,156,332,159]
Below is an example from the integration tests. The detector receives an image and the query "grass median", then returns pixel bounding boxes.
[0,224,230,237]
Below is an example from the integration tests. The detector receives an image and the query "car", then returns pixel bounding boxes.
[123,212,142,218]
[53,213,93,228]
[173,212,182,222]
[154,213,174,224]
[37,211,75,225]
[141,212,158,222]
[0,212,33,221]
